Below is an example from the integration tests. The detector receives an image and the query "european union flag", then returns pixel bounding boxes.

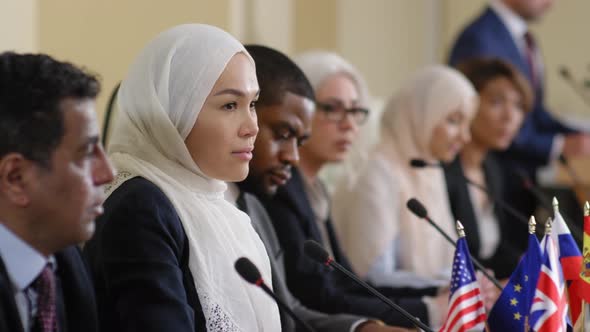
[488,233,542,331]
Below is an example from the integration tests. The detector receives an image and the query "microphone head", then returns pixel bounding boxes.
[409,159,428,168]
[235,257,262,285]
[409,158,443,169]
[303,240,330,264]
[559,66,571,79]
[406,198,428,219]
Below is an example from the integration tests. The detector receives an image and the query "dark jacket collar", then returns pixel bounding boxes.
[0,256,25,332]
[275,168,316,225]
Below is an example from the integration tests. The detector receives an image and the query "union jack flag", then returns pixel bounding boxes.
[530,233,569,332]
[439,236,486,332]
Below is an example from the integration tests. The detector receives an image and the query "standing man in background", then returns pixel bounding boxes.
[449,0,590,244]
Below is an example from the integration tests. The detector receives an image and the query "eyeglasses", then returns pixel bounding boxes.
[316,102,369,125]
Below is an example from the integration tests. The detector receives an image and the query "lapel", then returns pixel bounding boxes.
[240,192,282,261]
[276,168,320,241]
[276,168,352,268]
[449,158,482,256]
[54,247,98,332]
[0,256,25,332]
[482,155,506,224]
[482,157,497,201]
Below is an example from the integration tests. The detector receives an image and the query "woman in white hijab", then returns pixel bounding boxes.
[332,65,477,290]
[83,24,281,331]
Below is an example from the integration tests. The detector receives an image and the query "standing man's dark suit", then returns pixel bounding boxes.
[0,246,99,332]
[448,3,578,224]
[449,5,576,167]
[255,168,433,328]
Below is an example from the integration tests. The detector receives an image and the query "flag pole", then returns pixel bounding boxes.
[576,202,590,332]
[581,202,590,331]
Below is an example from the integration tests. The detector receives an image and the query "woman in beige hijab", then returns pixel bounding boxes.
[332,65,477,290]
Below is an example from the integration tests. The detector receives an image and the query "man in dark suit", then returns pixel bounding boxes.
[0,52,115,332]
[238,45,433,330]
[228,187,410,331]
[448,0,590,220]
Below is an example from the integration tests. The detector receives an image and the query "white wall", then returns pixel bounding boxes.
[0,0,38,52]
[3,0,590,121]
[37,0,231,125]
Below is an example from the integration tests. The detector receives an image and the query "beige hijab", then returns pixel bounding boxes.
[333,65,477,280]
[106,24,280,331]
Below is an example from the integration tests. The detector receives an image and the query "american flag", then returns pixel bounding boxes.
[439,236,486,332]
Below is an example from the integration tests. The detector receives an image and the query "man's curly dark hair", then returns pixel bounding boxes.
[0,52,100,166]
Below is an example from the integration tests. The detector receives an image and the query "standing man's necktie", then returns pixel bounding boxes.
[524,31,538,88]
[32,264,57,332]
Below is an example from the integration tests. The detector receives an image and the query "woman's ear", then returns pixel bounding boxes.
[0,153,33,207]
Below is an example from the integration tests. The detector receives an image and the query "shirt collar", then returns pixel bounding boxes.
[224,182,240,206]
[490,0,528,40]
[0,223,50,290]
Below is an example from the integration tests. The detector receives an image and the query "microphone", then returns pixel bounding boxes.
[303,240,434,332]
[410,158,529,227]
[513,168,555,212]
[409,158,439,168]
[558,154,590,198]
[234,257,315,332]
[559,66,590,109]
[406,198,503,290]
[513,168,583,244]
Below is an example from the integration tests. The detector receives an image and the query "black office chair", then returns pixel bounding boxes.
[101,82,121,147]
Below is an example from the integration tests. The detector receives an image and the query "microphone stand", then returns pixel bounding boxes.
[304,241,434,332]
[559,66,590,109]
[406,199,503,290]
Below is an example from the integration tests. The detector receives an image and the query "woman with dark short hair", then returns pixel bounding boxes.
[444,58,533,280]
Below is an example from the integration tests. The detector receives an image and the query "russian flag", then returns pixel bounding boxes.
[552,209,583,324]
[552,210,582,279]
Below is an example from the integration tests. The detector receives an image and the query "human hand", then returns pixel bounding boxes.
[476,270,500,311]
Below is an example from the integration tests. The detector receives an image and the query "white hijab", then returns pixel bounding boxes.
[333,65,477,279]
[106,24,280,331]
[293,51,371,192]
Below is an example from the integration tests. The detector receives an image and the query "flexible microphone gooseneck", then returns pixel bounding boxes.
[559,66,590,109]
[513,168,583,243]
[406,198,503,290]
[558,154,590,201]
[235,257,315,332]
[303,240,434,332]
[409,158,529,227]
